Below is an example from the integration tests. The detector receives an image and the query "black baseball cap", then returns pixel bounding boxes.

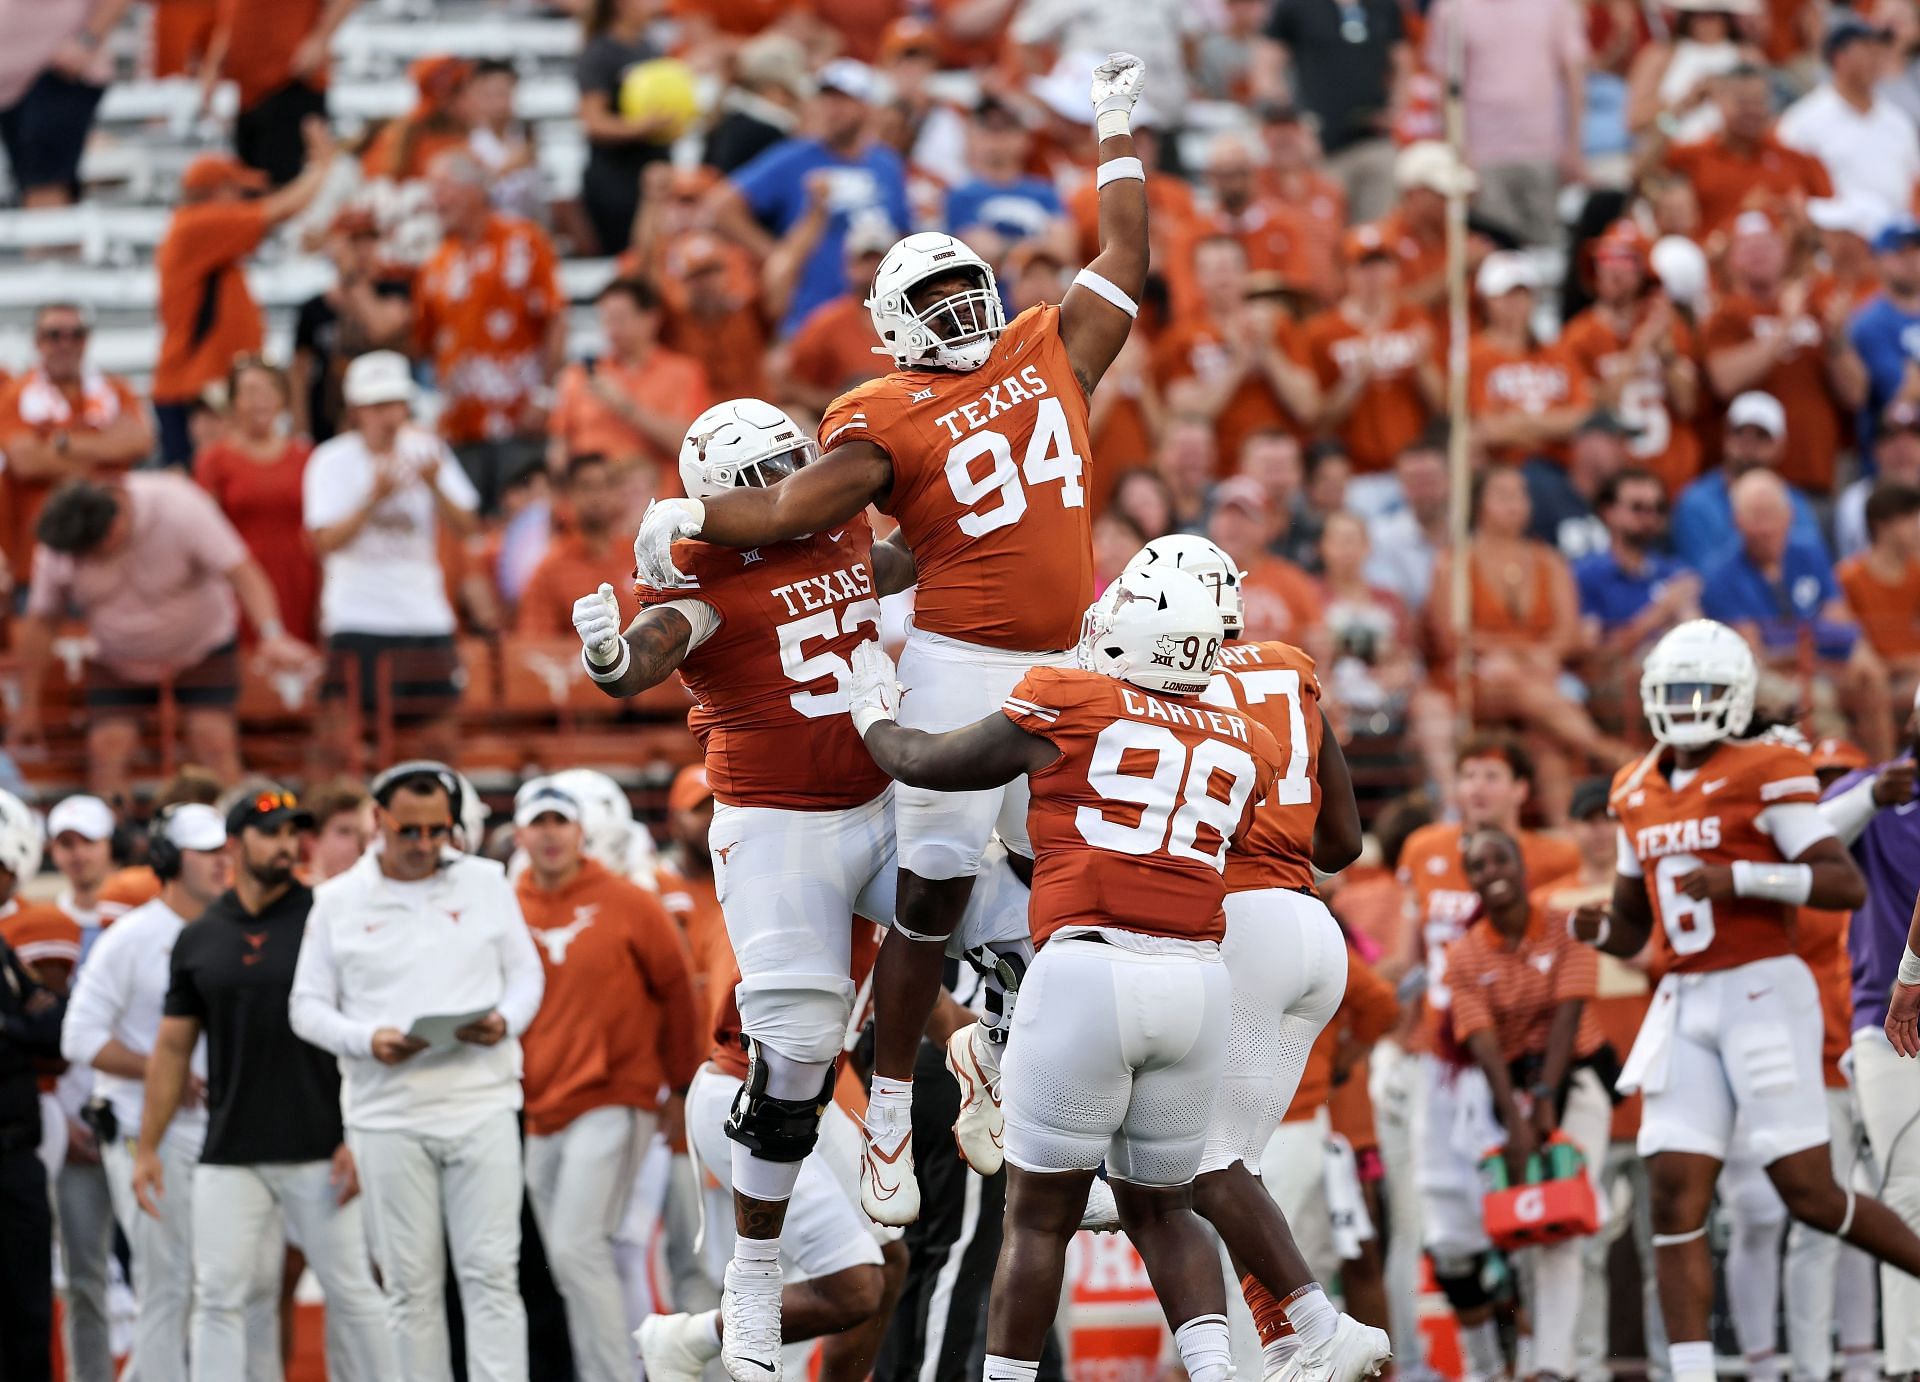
[1568,778,1613,822]
[227,788,316,834]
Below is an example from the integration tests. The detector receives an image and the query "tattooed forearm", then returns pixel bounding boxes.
[591,607,694,698]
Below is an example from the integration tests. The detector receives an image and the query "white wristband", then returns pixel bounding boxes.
[1096,109,1131,140]
[1899,945,1920,987]
[1073,268,1140,319]
[1731,859,1813,905]
[851,705,894,738]
[1096,156,1145,188]
[582,640,631,683]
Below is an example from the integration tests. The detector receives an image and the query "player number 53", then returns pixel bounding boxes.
[777,600,883,718]
[943,396,1086,538]
[1077,720,1260,871]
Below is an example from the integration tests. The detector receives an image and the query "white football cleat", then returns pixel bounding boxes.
[945,1023,1005,1174]
[859,1118,921,1226]
[1271,1314,1392,1382]
[720,1261,784,1382]
[1080,1175,1122,1233]
[636,1311,720,1382]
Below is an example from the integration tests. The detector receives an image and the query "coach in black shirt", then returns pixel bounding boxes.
[132,789,395,1379]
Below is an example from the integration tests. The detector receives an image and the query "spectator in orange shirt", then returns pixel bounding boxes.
[1372,142,1474,315]
[779,220,889,418]
[359,54,473,185]
[1837,481,1920,707]
[152,129,337,465]
[1703,210,1867,494]
[0,303,152,592]
[1255,103,1349,272]
[1206,475,1329,658]
[516,453,636,639]
[516,779,702,1382]
[205,0,356,185]
[659,231,772,404]
[1302,225,1443,475]
[1192,128,1330,306]
[417,150,567,509]
[1470,252,1593,469]
[1064,118,1198,267]
[655,766,727,1026]
[1154,235,1321,471]
[1560,222,1702,497]
[1651,64,1834,238]
[549,277,711,488]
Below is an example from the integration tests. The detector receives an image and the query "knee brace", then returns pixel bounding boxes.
[1430,1250,1503,1313]
[724,1037,836,1163]
[735,971,856,1066]
[964,940,1030,1045]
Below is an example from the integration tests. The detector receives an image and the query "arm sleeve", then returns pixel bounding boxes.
[633,899,704,1090]
[57,937,122,1067]
[493,883,546,1039]
[288,904,379,1059]
[1818,773,1880,847]
[1756,801,1837,860]
[648,598,721,652]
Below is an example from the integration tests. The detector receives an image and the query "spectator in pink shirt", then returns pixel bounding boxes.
[6,473,314,802]
[1424,0,1588,246]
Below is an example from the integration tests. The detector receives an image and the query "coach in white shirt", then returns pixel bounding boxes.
[59,806,234,1382]
[290,762,544,1382]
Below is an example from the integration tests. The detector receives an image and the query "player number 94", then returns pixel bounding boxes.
[1653,852,1717,955]
[944,397,1086,538]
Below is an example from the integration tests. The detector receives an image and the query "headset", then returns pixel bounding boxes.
[147,805,185,883]
[370,760,466,822]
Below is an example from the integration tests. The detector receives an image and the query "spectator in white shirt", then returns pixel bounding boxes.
[1779,18,1920,227]
[303,352,481,772]
[290,762,544,1382]
[59,805,274,1382]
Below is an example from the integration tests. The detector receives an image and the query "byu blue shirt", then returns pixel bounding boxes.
[1574,548,1689,631]
[1700,541,1856,660]
[944,177,1063,242]
[1848,294,1920,453]
[1670,470,1830,571]
[731,139,911,334]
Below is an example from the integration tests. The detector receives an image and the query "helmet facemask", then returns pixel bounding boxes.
[1641,677,1755,748]
[719,438,819,492]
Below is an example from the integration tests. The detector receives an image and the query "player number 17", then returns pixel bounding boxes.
[943,396,1086,538]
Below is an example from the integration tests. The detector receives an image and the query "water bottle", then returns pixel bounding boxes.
[1480,1147,1508,1193]
[1547,1135,1584,1183]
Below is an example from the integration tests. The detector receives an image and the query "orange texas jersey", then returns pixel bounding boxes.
[819,304,1094,654]
[1397,822,1582,1047]
[1001,666,1283,947]
[1206,640,1325,894]
[1610,740,1824,974]
[636,516,891,812]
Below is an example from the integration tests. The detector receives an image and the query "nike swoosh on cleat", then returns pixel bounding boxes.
[741,1360,776,1373]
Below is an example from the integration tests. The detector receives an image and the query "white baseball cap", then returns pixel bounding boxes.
[160,804,228,853]
[343,350,417,408]
[1727,391,1787,439]
[47,795,113,842]
[1476,251,1536,299]
[1394,141,1478,197]
[513,779,583,827]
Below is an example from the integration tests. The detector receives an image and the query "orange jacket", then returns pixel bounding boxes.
[516,860,703,1136]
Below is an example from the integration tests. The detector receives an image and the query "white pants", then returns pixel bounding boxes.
[1002,933,1230,1185]
[1259,1112,1337,1285]
[350,1111,526,1382]
[190,1160,394,1382]
[525,1106,650,1382]
[1200,888,1347,1174]
[687,1065,886,1281]
[1854,1027,1920,1372]
[1511,1069,1613,1379]
[1413,1055,1495,1259]
[893,626,1073,878]
[102,1136,195,1382]
[1369,1041,1428,1372]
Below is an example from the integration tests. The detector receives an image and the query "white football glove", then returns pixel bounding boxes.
[848,639,902,739]
[572,583,624,665]
[633,498,707,589]
[1090,52,1146,134]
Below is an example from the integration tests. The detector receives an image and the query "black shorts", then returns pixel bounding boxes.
[0,72,105,195]
[324,632,464,721]
[85,643,240,716]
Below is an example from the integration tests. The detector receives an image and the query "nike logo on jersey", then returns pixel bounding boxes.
[828,530,846,542]
[1747,988,1772,1001]
[907,387,936,403]
[1701,778,1729,796]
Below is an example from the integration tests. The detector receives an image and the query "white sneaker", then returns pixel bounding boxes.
[1272,1315,1392,1382]
[1079,1176,1122,1232]
[720,1261,784,1382]
[636,1311,720,1382]
[945,1022,1005,1174]
[859,1117,921,1225]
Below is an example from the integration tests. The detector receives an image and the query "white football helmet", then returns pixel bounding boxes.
[1121,535,1246,638]
[1641,619,1757,748]
[0,789,43,889]
[454,771,488,854]
[866,231,1006,373]
[1077,567,1226,697]
[546,768,658,889]
[679,399,818,502]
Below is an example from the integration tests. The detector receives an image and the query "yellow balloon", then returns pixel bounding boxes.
[618,58,701,138]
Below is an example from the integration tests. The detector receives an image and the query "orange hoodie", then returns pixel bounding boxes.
[517,859,704,1136]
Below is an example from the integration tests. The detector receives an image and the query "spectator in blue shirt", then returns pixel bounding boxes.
[1670,390,1831,568]
[1838,399,1920,557]
[1704,469,1891,745]
[1847,217,1920,451]
[1575,466,1702,656]
[943,96,1071,266]
[711,61,912,335]
[1526,410,1632,563]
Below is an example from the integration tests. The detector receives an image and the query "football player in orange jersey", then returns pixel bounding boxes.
[1119,535,1392,1382]
[844,564,1284,1382]
[574,399,1030,1382]
[1572,619,1920,1382]
[631,52,1155,1218]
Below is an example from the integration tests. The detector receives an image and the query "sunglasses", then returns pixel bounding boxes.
[251,790,299,815]
[38,327,88,342]
[1622,500,1667,515]
[389,821,454,842]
